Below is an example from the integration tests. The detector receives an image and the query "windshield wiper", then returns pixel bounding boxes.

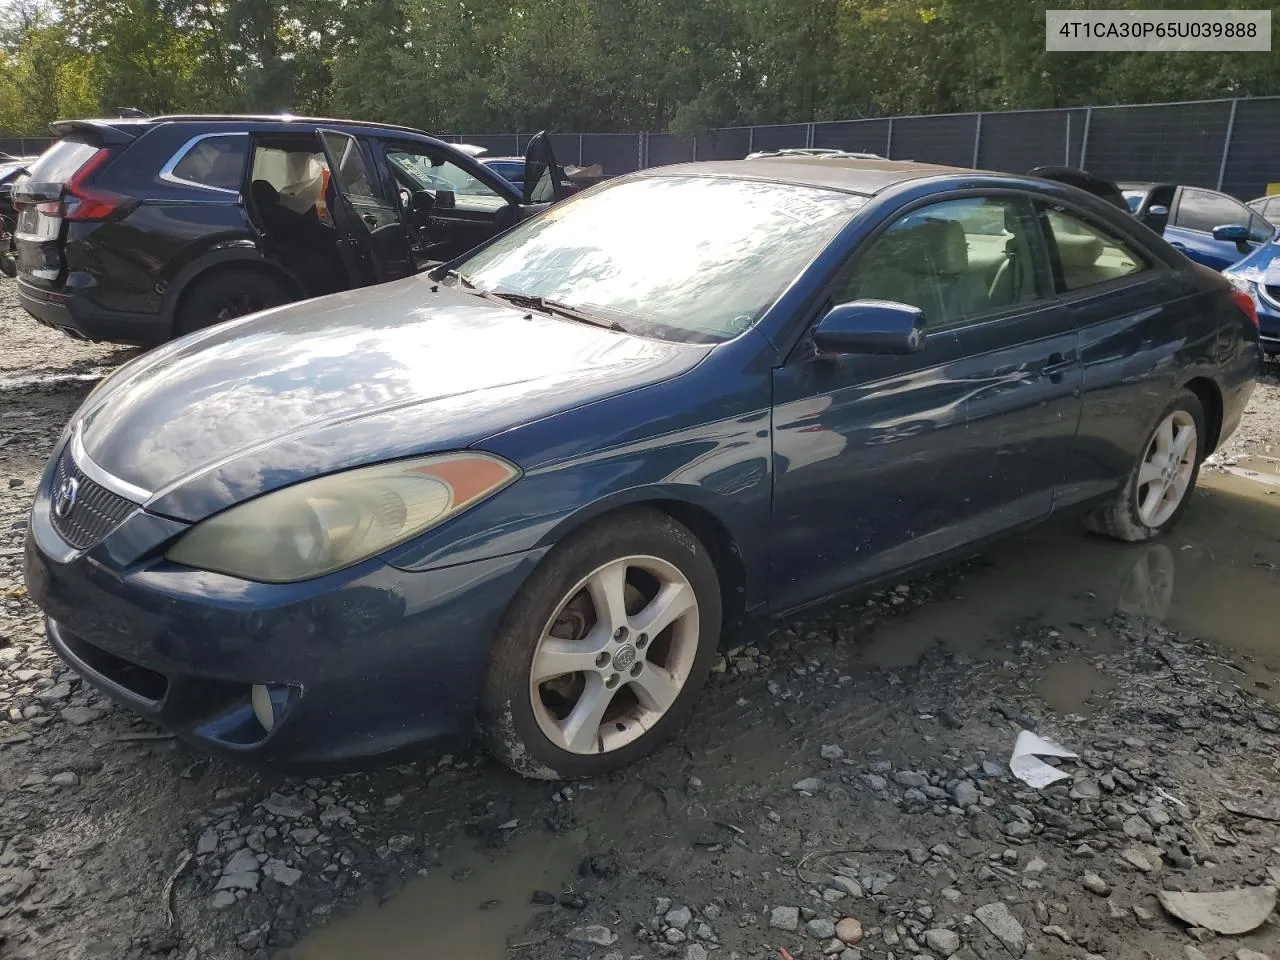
[485,290,628,332]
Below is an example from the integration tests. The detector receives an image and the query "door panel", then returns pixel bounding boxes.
[1035,201,1201,507]
[316,129,412,285]
[1167,187,1259,269]
[768,193,1082,614]
[1053,277,1204,506]
[522,131,568,204]
[770,310,1079,613]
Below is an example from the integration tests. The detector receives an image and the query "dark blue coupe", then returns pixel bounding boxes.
[25,155,1261,778]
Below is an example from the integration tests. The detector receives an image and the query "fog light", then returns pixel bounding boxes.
[251,684,276,732]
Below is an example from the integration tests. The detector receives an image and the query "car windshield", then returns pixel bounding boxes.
[454,175,866,343]
[388,153,494,198]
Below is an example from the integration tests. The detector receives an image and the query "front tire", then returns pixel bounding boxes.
[1086,389,1206,542]
[479,508,722,780]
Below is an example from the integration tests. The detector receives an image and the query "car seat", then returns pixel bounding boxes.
[852,217,987,326]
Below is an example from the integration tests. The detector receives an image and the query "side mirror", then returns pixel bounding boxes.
[813,300,926,356]
[1147,204,1169,217]
[433,189,455,210]
[410,190,435,215]
[1212,223,1250,244]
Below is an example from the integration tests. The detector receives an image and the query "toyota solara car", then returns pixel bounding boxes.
[25,156,1260,779]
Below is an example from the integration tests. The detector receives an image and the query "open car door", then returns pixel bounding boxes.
[316,129,412,287]
[522,131,570,205]
[1129,184,1175,236]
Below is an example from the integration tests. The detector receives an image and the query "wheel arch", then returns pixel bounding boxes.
[1180,375,1224,453]
[535,491,753,650]
[162,250,305,329]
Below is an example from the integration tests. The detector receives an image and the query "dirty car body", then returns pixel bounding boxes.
[25,156,1260,767]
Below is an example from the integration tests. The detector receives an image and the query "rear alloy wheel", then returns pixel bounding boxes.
[1086,390,1206,542]
[174,269,291,338]
[480,508,721,779]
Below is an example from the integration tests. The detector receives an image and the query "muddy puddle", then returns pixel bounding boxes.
[853,470,1280,706]
[284,472,1280,958]
[0,371,105,391]
[277,830,585,960]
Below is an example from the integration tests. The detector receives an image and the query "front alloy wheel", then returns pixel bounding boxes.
[480,508,721,779]
[529,556,700,755]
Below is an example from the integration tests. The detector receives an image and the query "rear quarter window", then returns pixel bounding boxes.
[26,138,100,183]
[167,135,248,192]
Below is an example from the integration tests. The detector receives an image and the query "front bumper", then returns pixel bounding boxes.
[24,449,545,765]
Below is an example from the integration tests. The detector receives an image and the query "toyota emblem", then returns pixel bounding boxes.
[53,476,79,519]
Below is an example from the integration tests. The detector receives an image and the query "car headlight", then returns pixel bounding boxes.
[1225,273,1256,297]
[166,453,520,583]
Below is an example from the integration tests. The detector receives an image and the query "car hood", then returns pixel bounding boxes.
[78,274,708,522]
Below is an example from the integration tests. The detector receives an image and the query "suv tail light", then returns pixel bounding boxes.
[1230,288,1260,328]
[40,148,136,222]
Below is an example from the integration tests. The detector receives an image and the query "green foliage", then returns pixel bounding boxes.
[0,0,1278,136]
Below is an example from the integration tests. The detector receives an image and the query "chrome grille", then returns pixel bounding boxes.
[50,450,137,550]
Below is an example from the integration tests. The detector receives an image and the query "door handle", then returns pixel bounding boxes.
[362,214,378,228]
[1169,240,1188,250]
[1044,351,1073,384]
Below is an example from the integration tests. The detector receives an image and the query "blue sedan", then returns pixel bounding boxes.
[24,156,1260,778]
[1225,234,1280,355]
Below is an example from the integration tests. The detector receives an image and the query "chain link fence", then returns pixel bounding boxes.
[5,96,1279,199]
[447,95,1280,200]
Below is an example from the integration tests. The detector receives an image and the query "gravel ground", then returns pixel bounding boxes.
[1,280,1279,960]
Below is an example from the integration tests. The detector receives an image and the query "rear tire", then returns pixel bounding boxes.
[478,508,722,780]
[174,269,291,337]
[1085,389,1206,542]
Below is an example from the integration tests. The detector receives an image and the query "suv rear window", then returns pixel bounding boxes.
[26,139,100,183]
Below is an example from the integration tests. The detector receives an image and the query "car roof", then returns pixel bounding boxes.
[481,156,524,164]
[50,114,440,141]
[638,156,999,196]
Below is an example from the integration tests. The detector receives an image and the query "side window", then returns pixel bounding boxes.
[249,141,331,219]
[1039,206,1148,293]
[166,135,248,192]
[834,196,1044,331]
[1265,198,1280,220]
[386,149,505,214]
[1249,212,1273,244]
[1175,188,1251,234]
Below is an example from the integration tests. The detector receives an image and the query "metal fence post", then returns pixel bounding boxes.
[693,134,699,162]
[807,122,815,148]
[747,127,754,155]
[1064,112,1071,165]
[885,118,894,159]
[1216,98,1239,191]
[578,134,584,166]
[972,113,983,168]
[1078,107,1093,169]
